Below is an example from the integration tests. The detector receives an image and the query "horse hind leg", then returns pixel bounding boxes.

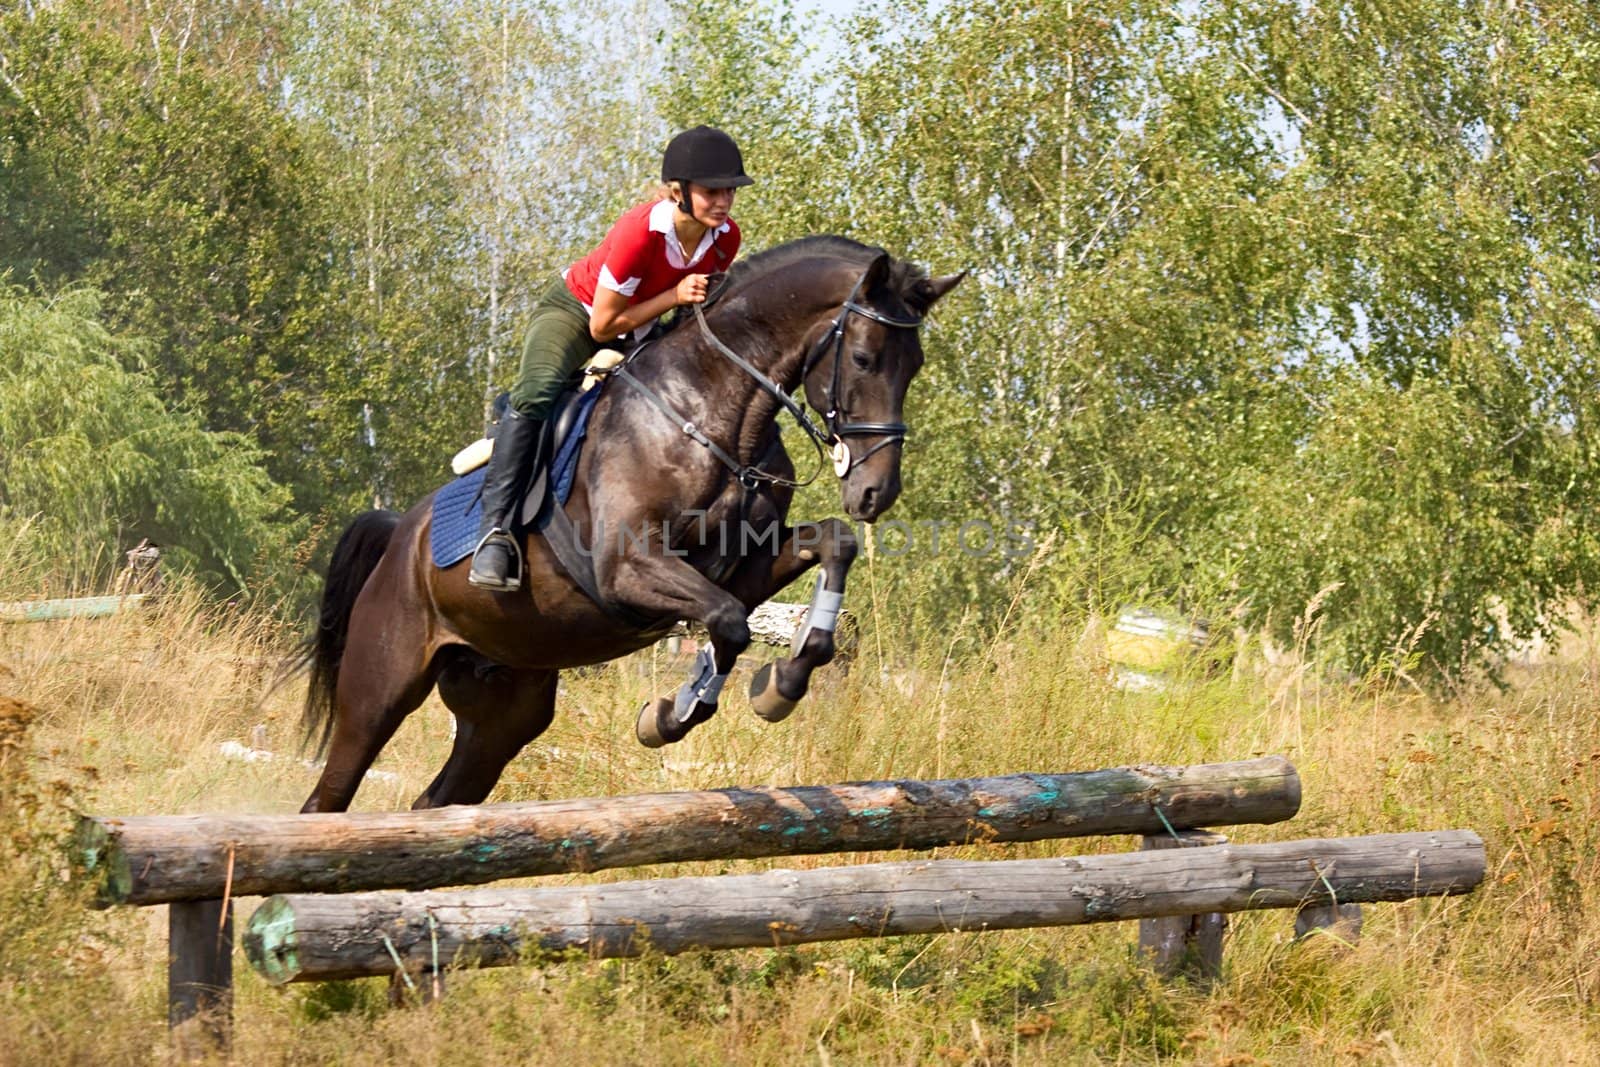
[300,543,444,809]
[414,655,557,809]
[301,628,440,813]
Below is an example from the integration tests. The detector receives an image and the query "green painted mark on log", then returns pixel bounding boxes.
[978,788,1064,819]
[555,833,597,852]
[0,593,148,623]
[469,842,501,862]
[852,807,892,818]
[72,819,132,907]
[243,897,301,985]
[1083,897,1119,920]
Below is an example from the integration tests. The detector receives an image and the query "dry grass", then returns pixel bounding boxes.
[1,585,1597,1066]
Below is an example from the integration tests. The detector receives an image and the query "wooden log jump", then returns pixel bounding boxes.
[243,831,1485,984]
[78,756,1300,905]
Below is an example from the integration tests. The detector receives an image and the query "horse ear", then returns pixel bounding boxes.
[908,270,966,314]
[862,251,893,291]
[928,271,965,303]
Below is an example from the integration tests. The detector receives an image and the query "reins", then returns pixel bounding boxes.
[609,263,924,492]
[611,351,800,492]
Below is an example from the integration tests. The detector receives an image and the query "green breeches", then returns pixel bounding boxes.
[508,276,600,419]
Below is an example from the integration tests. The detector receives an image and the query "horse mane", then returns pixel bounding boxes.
[718,235,936,314]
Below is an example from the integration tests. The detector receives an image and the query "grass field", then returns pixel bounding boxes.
[1,583,1597,1065]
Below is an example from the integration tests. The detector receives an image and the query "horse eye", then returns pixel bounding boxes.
[851,349,873,370]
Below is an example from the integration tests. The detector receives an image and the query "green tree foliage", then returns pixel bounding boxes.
[0,4,342,521]
[656,0,830,241]
[815,1,1206,616]
[452,1,644,426]
[2,0,641,529]
[0,285,296,593]
[0,5,314,416]
[276,0,480,511]
[1197,0,1600,674]
[277,0,650,512]
[723,0,1600,678]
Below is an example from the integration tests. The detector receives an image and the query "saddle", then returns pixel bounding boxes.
[427,354,670,630]
[429,359,611,572]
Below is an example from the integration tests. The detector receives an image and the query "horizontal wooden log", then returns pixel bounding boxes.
[667,601,855,649]
[79,757,1300,906]
[243,830,1484,984]
[0,593,149,623]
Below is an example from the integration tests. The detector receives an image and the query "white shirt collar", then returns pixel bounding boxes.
[648,198,730,269]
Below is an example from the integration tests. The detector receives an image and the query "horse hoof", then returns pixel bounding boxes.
[748,663,799,723]
[635,697,674,748]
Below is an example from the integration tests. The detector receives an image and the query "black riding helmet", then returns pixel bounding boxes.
[661,126,755,189]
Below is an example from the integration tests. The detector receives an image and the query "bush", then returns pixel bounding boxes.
[0,284,301,597]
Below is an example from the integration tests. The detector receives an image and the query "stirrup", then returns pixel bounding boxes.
[468,529,524,591]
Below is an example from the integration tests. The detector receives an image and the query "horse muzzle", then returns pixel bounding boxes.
[841,463,902,522]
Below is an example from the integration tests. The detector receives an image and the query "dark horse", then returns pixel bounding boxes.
[298,236,962,812]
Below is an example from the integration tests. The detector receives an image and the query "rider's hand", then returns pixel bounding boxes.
[676,274,709,305]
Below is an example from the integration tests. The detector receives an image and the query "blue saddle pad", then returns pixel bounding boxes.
[428,385,603,569]
[430,466,488,568]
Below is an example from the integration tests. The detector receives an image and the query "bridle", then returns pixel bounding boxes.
[798,269,924,475]
[612,263,924,491]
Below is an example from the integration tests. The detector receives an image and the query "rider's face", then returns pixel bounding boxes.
[684,182,735,228]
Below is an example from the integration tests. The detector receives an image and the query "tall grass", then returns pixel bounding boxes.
[0,583,1596,1065]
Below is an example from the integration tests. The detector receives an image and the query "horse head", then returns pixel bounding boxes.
[802,251,964,522]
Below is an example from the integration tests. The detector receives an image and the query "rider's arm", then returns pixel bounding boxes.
[588,274,709,342]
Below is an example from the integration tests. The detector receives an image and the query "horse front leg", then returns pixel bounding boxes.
[604,554,753,748]
[741,518,859,723]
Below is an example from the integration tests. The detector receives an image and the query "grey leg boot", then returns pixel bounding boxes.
[468,408,543,591]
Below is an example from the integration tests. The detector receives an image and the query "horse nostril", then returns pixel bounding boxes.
[860,487,877,514]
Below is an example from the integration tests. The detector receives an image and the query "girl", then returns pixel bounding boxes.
[470,125,753,590]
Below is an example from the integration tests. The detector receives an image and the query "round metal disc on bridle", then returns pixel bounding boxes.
[831,439,852,477]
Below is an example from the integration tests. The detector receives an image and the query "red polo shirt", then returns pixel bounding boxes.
[565,199,740,329]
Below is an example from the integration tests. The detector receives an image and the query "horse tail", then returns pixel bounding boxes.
[297,509,401,757]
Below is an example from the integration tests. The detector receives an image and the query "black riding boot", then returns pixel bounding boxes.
[469,408,543,591]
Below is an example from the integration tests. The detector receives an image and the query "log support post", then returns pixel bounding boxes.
[169,898,233,1059]
[387,967,447,1007]
[1294,902,1363,944]
[1137,830,1226,983]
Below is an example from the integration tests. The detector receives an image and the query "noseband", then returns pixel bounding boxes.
[800,271,924,474]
